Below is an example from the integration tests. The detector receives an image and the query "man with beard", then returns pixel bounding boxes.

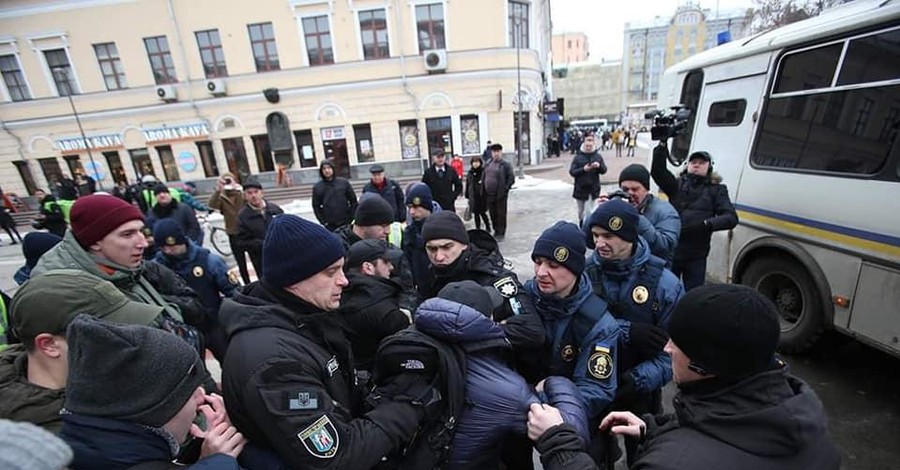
[569,134,607,226]
[313,160,358,231]
[145,184,202,245]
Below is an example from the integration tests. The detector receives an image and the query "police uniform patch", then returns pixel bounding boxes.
[326,356,339,377]
[227,270,241,285]
[287,391,319,410]
[297,415,339,459]
[493,276,518,298]
[608,216,623,231]
[588,350,614,380]
[412,196,421,206]
[192,266,204,277]
[553,246,569,263]
[632,285,649,304]
[561,344,576,362]
[165,236,176,246]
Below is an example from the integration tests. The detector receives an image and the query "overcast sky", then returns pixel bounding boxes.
[551,0,756,61]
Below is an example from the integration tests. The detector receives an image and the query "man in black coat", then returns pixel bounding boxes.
[650,146,738,290]
[527,284,840,470]
[144,184,202,245]
[313,160,358,231]
[568,134,607,226]
[481,143,515,239]
[339,239,410,372]
[236,180,283,278]
[220,215,437,468]
[421,151,462,213]
[33,189,67,237]
[362,164,405,223]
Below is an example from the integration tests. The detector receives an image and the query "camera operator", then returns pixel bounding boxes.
[650,145,737,290]
[569,133,607,226]
[208,173,250,284]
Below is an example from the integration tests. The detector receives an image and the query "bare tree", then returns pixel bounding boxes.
[751,0,854,33]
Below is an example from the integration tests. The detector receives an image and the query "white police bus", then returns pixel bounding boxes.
[654,0,900,356]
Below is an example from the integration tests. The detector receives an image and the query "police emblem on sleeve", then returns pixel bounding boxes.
[227,270,240,285]
[561,344,576,362]
[298,415,339,459]
[192,266,204,277]
[588,349,613,380]
[608,216,623,231]
[632,285,649,304]
[553,246,569,263]
[493,276,518,298]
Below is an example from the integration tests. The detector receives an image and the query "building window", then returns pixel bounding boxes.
[425,117,452,156]
[196,141,220,177]
[38,157,64,185]
[567,40,572,48]
[44,49,79,95]
[248,22,280,72]
[251,134,275,172]
[130,148,154,178]
[353,124,375,163]
[399,119,420,160]
[93,43,127,90]
[143,36,177,84]
[13,161,38,195]
[460,115,481,155]
[103,151,127,184]
[509,1,529,48]
[415,4,445,52]
[302,16,334,66]
[359,9,390,60]
[155,145,180,181]
[294,130,318,168]
[195,29,227,78]
[0,54,30,101]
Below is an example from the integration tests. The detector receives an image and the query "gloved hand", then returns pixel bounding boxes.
[372,373,442,409]
[628,322,669,359]
[681,220,709,237]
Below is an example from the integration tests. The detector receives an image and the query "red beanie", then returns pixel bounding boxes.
[70,195,145,248]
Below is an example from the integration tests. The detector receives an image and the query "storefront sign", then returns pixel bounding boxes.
[320,127,345,141]
[142,123,210,143]
[178,151,197,172]
[56,134,123,152]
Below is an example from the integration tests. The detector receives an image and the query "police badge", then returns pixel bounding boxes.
[608,216,623,231]
[561,344,576,362]
[493,276,518,298]
[192,266,204,277]
[553,246,569,263]
[298,415,339,459]
[588,349,613,380]
[632,285,649,304]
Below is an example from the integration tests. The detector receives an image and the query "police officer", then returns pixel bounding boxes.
[152,219,237,361]
[584,199,683,464]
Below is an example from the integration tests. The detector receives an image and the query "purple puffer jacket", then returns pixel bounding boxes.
[415,298,589,469]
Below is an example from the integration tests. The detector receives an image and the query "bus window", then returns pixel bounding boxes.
[672,70,704,163]
[773,43,842,94]
[707,99,747,127]
[837,28,900,86]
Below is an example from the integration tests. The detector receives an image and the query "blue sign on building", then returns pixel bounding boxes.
[178,151,198,172]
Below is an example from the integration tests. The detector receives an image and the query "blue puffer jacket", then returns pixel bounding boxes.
[636,194,681,265]
[415,298,589,469]
[153,241,235,320]
[59,413,243,470]
[585,236,683,393]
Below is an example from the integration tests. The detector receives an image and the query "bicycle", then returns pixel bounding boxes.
[198,213,232,257]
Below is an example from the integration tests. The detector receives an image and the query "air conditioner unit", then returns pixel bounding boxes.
[155,84,178,102]
[206,78,226,97]
[423,49,447,73]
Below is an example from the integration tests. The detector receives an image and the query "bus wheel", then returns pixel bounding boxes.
[741,256,824,353]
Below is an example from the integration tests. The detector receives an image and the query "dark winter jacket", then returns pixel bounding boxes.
[482,156,515,200]
[402,217,435,298]
[635,194,681,265]
[235,201,283,255]
[414,297,589,469]
[651,148,738,260]
[585,237,682,394]
[146,200,202,245]
[534,366,840,470]
[569,147,607,200]
[208,187,245,235]
[335,225,419,311]
[39,195,68,237]
[0,346,65,433]
[153,241,236,321]
[60,413,242,470]
[220,281,425,469]
[313,162,358,230]
[338,273,410,371]
[422,164,462,211]
[362,178,406,223]
[465,166,487,214]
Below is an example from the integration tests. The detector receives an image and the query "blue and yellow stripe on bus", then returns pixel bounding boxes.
[734,204,900,259]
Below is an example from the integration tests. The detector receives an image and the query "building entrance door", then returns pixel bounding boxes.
[321,127,350,178]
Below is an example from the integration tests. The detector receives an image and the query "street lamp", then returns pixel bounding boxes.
[55,69,103,191]
[515,16,525,179]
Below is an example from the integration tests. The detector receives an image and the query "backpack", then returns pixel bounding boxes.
[373,327,467,470]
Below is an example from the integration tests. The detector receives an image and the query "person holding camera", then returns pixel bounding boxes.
[650,147,738,290]
[569,133,607,227]
[209,173,250,284]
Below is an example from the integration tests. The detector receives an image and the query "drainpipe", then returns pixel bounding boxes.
[393,0,427,175]
[166,0,203,121]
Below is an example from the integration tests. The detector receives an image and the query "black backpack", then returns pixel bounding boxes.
[373,327,467,470]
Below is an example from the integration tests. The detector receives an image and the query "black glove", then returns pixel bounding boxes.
[616,371,636,399]
[681,220,709,237]
[628,322,669,359]
[372,373,442,409]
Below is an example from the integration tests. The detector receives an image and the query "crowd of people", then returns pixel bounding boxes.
[0,141,840,470]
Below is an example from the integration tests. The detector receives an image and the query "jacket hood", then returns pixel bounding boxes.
[32,231,139,285]
[153,240,203,266]
[676,367,832,457]
[414,298,508,347]
[589,236,651,279]
[339,273,401,313]
[0,347,66,432]
[680,170,723,185]
[319,161,335,180]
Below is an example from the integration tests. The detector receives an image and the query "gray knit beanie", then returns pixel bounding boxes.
[64,315,206,428]
[0,419,73,470]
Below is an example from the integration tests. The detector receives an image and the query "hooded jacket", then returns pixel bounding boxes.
[0,346,65,433]
[414,297,589,469]
[338,273,410,371]
[584,237,683,394]
[313,162,358,230]
[635,195,681,265]
[569,146,607,200]
[146,199,202,245]
[219,281,425,468]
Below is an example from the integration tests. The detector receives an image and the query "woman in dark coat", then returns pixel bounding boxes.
[465,155,491,232]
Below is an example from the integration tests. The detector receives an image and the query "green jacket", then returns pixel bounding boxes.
[0,346,65,433]
[32,232,184,322]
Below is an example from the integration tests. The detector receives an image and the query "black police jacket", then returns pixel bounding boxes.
[220,281,424,469]
[338,273,410,371]
[236,201,283,255]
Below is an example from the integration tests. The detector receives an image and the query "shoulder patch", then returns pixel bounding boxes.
[493,276,518,298]
[326,356,339,377]
[298,415,339,459]
[588,350,614,380]
[227,270,241,286]
[287,391,319,410]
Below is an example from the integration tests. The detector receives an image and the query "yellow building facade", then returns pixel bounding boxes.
[0,0,551,195]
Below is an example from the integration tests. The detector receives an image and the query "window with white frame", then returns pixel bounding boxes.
[415,3,445,52]
[359,9,390,60]
[509,1,529,48]
[44,49,79,95]
[302,16,334,65]
[0,54,30,101]
[143,36,177,84]
[93,42,127,90]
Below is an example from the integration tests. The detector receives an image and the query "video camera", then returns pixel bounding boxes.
[645,106,692,142]
[607,189,631,201]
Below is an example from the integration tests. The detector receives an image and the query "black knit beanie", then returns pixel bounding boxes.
[355,194,394,227]
[587,199,639,243]
[263,215,345,288]
[668,284,780,380]
[64,315,206,428]
[618,164,651,190]
[422,211,469,245]
[532,221,586,276]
